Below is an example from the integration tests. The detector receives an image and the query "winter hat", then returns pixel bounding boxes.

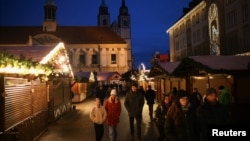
[131,82,138,87]
[205,88,217,96]
[110,89,117,96]
[176,90,188,99]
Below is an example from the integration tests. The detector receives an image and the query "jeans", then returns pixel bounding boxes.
[108,125,117,141]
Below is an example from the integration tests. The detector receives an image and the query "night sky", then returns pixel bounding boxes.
[0,0,191,69]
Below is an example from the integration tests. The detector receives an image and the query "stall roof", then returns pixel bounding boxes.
[0,45,55,62]
[74,72,91,79]
[190,56,250,70]
[150,56,250,77]
[97,72,121,81]
[0,42,74,78]
[148,62,180,77]
[74,71,121,82]
[158,61,181,74]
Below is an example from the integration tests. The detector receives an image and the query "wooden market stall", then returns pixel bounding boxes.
[149,56,250,104]
[0,76,48,141]
[72,72,93,103]
[0,42,73,141]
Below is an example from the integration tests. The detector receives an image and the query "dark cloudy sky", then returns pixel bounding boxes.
[0,0,191,69]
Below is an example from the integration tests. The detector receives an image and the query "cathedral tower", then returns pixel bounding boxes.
[97,0,110,26]
[118,0,132,69]
[118,0,131,40]
[97,0,133,69]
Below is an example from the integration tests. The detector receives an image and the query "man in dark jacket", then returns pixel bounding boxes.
[124,83,145,141]
[96,85,106,105]
[145,85,156,119]
[196,88,231,141]
[189,88,202,111]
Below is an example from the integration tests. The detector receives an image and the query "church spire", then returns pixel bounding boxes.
[117,0,132,69]
[98,0,110,26]
[102,0,106,6]
[119,0,129,15]
[99,0,109,14]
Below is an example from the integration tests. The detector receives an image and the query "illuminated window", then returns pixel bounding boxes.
[111,54,117,64]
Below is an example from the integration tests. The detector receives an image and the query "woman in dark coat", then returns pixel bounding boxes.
[154,94,172,141]
[164,90,198,141]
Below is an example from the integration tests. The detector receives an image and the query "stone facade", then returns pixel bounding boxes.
[167,0,250,61]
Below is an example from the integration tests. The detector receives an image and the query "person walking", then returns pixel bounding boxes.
[164,90,198,141]
[218,85,230,105]
[124,83,145,141]
[154,94,172,141]
[96,85,106,105]
[169,87,178,101]
[104,89,122,141]
[196,88,231,141]
[89,98,107,141]
[145,85,156,119]
[189,88,202,111]
[138,85,146,97]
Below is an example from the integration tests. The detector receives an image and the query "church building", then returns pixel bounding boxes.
[0,0,133,74]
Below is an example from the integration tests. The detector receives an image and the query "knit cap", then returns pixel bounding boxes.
[205,88,217,96]
[176,90,188,99]
[131,82,138,87]
[110,89,117,96]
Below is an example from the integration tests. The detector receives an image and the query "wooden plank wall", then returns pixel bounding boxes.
[0,77,48,141]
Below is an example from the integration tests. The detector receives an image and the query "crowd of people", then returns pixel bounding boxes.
[89,83,231,141]
[155,86,231,141]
